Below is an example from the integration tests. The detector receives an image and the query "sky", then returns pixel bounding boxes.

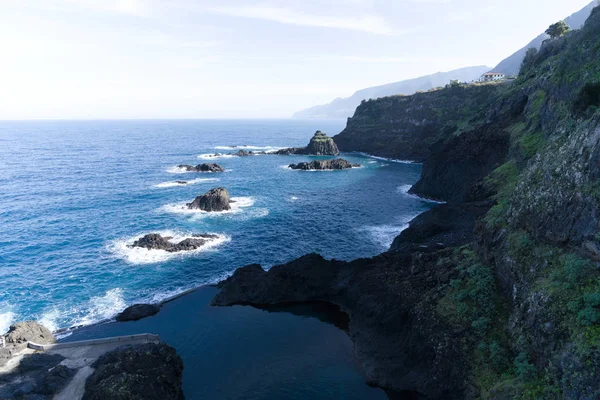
[0,0,595,119]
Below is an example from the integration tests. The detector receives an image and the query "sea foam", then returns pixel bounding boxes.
[0,310,15,335]
[154,178,219,188]
[397,184,446,204]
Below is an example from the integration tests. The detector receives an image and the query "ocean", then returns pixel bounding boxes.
[0,119,432,398]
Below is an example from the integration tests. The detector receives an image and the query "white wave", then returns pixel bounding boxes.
[197,153,237,160]
[367,161,378,164]
[289,196,299,202]
[167,166,189,174]
[75,288,127,327]
[0,310,15,335]
[39,308,61,333]
[214,145,281,150]
[361,224,410,250]
[154,178,219,188]
[108,230,231,265]
[356,152,421,164]
[397,184,446,204]
[162,196,255,217]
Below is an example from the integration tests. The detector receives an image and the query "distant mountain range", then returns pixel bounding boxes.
[294,1,597,120]
[293,66,490,119]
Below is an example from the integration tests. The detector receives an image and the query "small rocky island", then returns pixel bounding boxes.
[275,131,340,156]
[288,158,360,170]
[187,187,231,212]
[130,233,220,252]
[177,163,224,172]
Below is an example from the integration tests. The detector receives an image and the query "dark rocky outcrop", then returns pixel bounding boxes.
[178,163,224,172]
[116,304,161,322]
[288,159,360,170]
[83,343,184,400]
[187,187,231,212]
[275,131,340,156]
[130,233,220,252]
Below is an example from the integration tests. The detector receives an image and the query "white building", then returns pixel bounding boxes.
[480,72,506,82]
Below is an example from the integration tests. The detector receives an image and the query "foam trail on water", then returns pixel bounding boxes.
[108,230,231,265]
[397,184,446,204]
[197,153,236,160]
[154,178,219,188]
[360,212,422,250]
[356,152,421,165]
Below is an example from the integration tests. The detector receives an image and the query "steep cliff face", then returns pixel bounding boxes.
[215,6,600,399]
[332,84,502,162]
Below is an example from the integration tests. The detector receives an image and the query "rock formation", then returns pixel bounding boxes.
[130,233,220,252]
[178,163,224,172]
[116,304,161,322]
[187,187,231,212]
[83,343,184,400]
[288,159,360,170]
[275,131,340,156]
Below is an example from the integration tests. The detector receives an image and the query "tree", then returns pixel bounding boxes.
[520,47,539,75]
[545,21,570,39]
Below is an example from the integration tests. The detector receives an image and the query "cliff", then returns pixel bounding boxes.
[215,5,600,399]
[332,83,504,162]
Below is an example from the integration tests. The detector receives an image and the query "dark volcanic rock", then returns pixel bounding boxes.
[389,202,492,253]
[178,163,224,172]
[409,125,510,203]
[130,233,172,251]
[83,342,184,400]
[213,251,469,399]
[288,158,360,170]
[129,233,217,253]
[275,131,340,156]
[187,187,231,212]
[116,304,161,322]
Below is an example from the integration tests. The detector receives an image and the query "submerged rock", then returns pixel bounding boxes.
[116,304,161,322]
[129,233,219,253]
[83,343,184,400]
[275,131,340,156]
[178,163,224,173]
[187,187,231,212]
[288,158,360,170]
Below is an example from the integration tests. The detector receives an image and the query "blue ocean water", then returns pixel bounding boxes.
[0,119,430,333]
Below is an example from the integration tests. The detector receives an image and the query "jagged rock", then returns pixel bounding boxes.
[178,163,224,172]
[129,233,219,253]
[116,304,161,322]
[4,321,55,345]
[187,187,231,212]
[275,131,340,156]
[288,158,360,170]
[83,343,184,400]
[175,181,188,185]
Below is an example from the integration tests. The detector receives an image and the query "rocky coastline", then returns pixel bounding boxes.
[212,7,600,399]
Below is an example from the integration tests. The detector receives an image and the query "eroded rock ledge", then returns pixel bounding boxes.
[288,158,360,170]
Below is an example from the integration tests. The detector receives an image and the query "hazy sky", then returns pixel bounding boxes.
[0,0,594,119]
